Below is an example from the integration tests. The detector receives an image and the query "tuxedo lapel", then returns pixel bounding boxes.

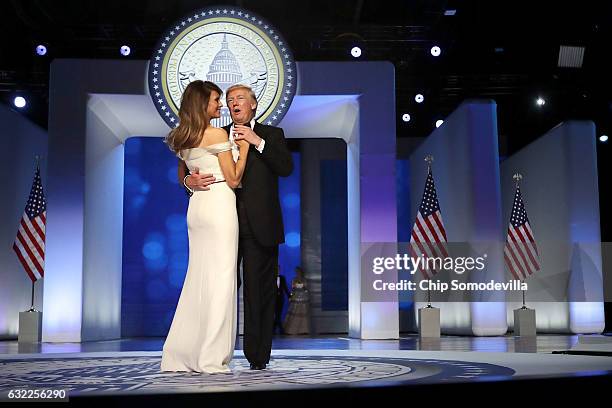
[253,122,267,140]
[253,122,262,137]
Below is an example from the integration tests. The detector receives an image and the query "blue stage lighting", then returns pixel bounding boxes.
[36,45,47,56]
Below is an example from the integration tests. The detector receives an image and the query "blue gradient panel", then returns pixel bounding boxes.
[277,152,301,319]
[396,159,414,310]
[396,159,412,242]
[321,160,348,311]
[122,137,188,337]
[122,138,300,336]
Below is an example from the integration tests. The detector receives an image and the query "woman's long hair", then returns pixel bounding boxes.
[165,80,222,154]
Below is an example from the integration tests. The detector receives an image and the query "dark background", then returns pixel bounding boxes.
[1,0,609,148]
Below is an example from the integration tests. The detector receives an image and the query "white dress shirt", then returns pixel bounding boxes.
[228,119,265,188]
[229,118,265,162]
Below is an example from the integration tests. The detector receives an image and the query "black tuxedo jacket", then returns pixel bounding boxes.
[224,122,293,247]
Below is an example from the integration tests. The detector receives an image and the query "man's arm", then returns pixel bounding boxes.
[178,159,188,185]
[233,125,293,177]
[177,159,216,194]
[258,127,293,177]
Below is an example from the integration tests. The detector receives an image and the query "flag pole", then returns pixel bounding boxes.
[425,154,434,308]
[28,281,36,312]
[30,155,42,313]
[513,172,528,310]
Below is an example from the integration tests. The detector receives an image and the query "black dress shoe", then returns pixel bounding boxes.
[249,363,266,370]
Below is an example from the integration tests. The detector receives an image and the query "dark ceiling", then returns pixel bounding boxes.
[0,0,610,156]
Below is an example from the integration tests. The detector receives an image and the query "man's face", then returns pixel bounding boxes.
[226,89,257,125]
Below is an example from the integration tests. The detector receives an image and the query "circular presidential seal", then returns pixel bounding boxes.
[148,6,297,128]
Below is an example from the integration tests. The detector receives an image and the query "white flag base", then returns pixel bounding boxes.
[569,335,612,353]
[513,307,536,336]
[418,307,440,338]
[18,311,42,343]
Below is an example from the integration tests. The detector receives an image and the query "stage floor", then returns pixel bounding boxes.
[1,335,610,401]
[0,334,587,355]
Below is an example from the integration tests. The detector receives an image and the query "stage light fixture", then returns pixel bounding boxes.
[402,113,411,122]
[120,45,131,56]
[351,46,362,58]
[444,10,457,16]
[435,119,444,128]
[13,96,26,108]
[536,97,546,107]
[415,94,424,103]
[35,45,47,56]
[600,135,609,143]
[431,46,441,57]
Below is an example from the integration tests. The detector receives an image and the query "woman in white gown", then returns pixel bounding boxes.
[160,80,249,373]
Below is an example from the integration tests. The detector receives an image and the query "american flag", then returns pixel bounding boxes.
[504,185,540,280]
[409,167,448,278]
[13,166,46,282]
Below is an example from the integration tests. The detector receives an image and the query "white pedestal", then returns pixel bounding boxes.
[570,335,612,353]
[18,311,42,343]
[418,307,440,338]
[513,307,536,336]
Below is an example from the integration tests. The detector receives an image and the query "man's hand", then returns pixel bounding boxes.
[186,167,215,191]
[233,125,262,146]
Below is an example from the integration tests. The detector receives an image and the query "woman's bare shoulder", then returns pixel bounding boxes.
[201,127,229,146]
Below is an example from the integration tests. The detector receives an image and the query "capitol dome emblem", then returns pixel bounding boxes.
[149,6,297,128]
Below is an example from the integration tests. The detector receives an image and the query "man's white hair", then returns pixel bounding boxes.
[226,84,257,102]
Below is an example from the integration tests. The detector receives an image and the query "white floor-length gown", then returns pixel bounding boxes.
[161,141,238,373]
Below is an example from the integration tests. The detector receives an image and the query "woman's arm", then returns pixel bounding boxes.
[207,128,250,188]
[217,145,249,188]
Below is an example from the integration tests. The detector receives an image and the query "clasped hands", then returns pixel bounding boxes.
[185,126,258,191]
[233,125,262,146]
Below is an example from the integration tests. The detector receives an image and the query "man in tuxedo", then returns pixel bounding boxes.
[180,84,293,370]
